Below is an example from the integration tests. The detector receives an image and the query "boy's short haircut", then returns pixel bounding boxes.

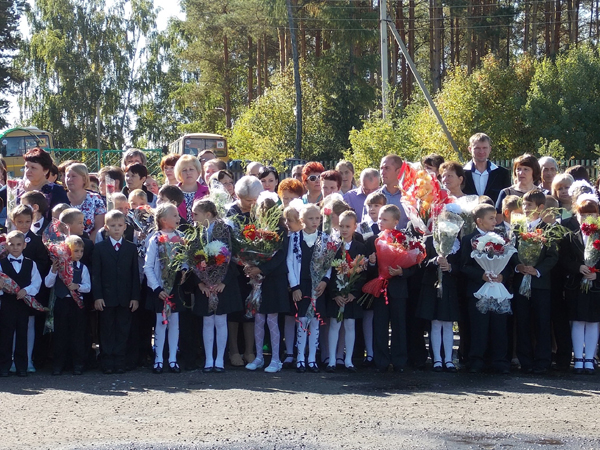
[10,204,33,220]
[105,209,126,223]
[125,162,148,179]
[545,195,559,209]
[7,230,25,242]
[283,205,300,222]
[59,208,84,225]
[478,195,494,206]
[128,189,148,202]
[111,193,128,203]
[502,195,521,213]
[523,189,546,207]
[473,204,497,221]
[65,235,84,249]
[299,203,320,220]
[379,204,401,222]
[365,191,387,206]
[339,210,357,224]
[158,184,184,207]
[21,190,49,215]
[52,203,71,216]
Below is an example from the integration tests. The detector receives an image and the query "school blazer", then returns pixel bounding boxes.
[92,239,140,307]
[511,224,559,291]
[462,164,511,204]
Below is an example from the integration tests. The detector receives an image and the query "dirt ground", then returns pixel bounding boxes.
[1,365,600,450]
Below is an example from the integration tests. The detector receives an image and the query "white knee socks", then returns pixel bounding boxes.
[297,317,319,363]
[328,319,342,365]
[442,321,454,363]
[343,319,355,367]
[267,313,280,363]
[254,313,266,360]
[430,320,443,363]
[214,315,228,368]
[572,321,585,360]
[154,312,179,364]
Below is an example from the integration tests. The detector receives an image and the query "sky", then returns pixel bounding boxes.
[6,0,186,128]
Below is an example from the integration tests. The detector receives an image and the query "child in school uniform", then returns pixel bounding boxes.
[95,193,135,243]
[326,211,366,373]
[191,199,242,373]
[20,190,50,236]
[287,203,330,373]
[144,203,185,374]
[10,205,50,373]
[45,235,91,375]
[460,204,512,374]
[0,231,42,377]
[495,195,522,238]
[371,205,418,373]
[93,210,140,374]
[560,197,600,374]
[512,189,559,374]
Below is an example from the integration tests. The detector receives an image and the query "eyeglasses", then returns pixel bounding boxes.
[307,174,321,182]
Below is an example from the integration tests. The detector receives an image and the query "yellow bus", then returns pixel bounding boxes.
[168,133,228,161]
[0,127,54,176]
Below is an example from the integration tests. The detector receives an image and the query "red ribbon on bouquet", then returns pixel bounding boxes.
[161,295,175,325]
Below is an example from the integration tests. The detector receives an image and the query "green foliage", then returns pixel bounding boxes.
[536,138,566,163]
[0,0,25,128]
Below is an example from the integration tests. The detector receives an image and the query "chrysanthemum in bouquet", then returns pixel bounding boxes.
[231,192,284,318]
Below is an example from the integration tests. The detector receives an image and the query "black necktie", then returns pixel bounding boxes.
[9,258,21,264]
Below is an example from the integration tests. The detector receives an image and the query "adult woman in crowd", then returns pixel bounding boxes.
[277,178,304,208]
[335,161,356,195]
[65,163,107,241]
[225,176,264,366]
[302,162,325,204]
[440,161,466,199]
[160,154,181,186]
[551,173,574,218]
[210,169,236,198]
[6,148,69,220]
[121,148,147,171]
[258,166,279,193]
[174,155,209,222]
[321,170,342,199]
[495,154,542,213]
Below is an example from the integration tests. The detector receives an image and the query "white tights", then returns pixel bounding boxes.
[255,313,281,362]
[430,320,454,363]
[154,312,179,365]
[297,317,319,363]
[203,314,228,368]
[328,319,355,367]
[362,310,374,358]
[571,321,599,365]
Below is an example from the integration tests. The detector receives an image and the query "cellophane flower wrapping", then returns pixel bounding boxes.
[127,205,155,259]
[307,231,341,320]
[0,272,46,311]
[331,250,367,322]
[42,219,83,309]
[360,229,426,307]
[156,232,183,324]
[470,232,517,314]
[515,228,545,298]
[231,196,284,318]
[432,211,464,297]
[5,177,18,231]
[172,221,231,313]
[580,216,600,293]
[455,195,480,239]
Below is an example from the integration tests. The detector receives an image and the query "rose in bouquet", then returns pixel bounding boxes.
[231,192,284,318]
[156,232,184,325]
[331,250,367,322]
[360,229,426,307]
[470,232,517,314]
[127,205,155,259]
[0,272,47,311]
[0,234,8,260]
[580,216,600,293]
[42,219,83,309]
[432,210,464,297]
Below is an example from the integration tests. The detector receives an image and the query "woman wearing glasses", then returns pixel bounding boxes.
[301,162,325,204]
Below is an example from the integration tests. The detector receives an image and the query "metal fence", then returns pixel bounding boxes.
[51,148,164,177]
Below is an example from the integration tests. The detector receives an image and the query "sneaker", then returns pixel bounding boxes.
[245,358,264,371]
[264,361,283,373]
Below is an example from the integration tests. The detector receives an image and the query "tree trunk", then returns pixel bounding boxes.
[223,35,232,129]
[278,27,285,71]
[554,0,561,54]
[524,0,530,53]
[531,0,539,54]
[545,0,552,56]
[315,29,321,58]
[286,0,302,158]
[397,0,409,104]
[263,34,269,88]
[248,36,253,105]
[257,38,262,96]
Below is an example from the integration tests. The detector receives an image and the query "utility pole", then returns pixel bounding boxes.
[287,0,302,159]
[380,0,389,118]
[96,100,101,151]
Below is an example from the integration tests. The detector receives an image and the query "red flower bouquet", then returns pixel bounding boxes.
[0,272,46,311]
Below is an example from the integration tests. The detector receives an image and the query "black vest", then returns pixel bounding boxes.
[54,263,83,299]
[0,257,33,301]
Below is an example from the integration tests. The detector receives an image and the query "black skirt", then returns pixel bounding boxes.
[145,271,186,314]
[193,264,243,317]
[566,288,600,322]
[325,296,363,320]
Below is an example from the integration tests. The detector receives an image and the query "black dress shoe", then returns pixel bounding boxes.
[72,369,83,376]
[345,365,357,373]
[0,372,8,377]
[326,365,336,373]
[202,366,214,373]
[521,367,533,374]
[296,362,306,373]
[16,371,27,377]
[432,361,443,373]
[169,363,181,374]
[152,363,163,374]
[496,368,510,375]
[52,370,62,376]
[444,362,458,373]
[308,362,320,373]
[393,366,404,373]
[115,368,125,374]
[533,367,547,375]
[362,356,374,368]
[214,367,225,373]
[103,368,113,375]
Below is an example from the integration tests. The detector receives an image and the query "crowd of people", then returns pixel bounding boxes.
[0,131,597,378]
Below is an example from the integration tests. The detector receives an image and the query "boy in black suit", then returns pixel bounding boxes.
[0,231,42,377]
[93,210,140,374]
[460,203,512,374]
[20,190,50,236]
[10,205,51,372]
[512,189,559,374]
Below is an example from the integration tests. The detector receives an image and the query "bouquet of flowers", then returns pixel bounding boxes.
[360,229,426,307]
[580,216,600,293]
[432,210,464,297]
[470,232,517,314]
[5,177,18,231]
[42,219,83,309]
[232,192,285,318]
[455,195,480,239]
[307,231,341,320]
[331,250,367,322]
[0,234,9,260]
[127,205,155,258]
[155,232,184,325]
[0,272,47,311]
[172,221,231,313]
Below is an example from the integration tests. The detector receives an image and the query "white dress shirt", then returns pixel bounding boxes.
[44,261,91,295]
[0,255,42,297]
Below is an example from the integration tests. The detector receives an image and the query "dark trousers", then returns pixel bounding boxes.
[0,298,30,373]
[468,297,509,371]
[373,295,407,370]
[514,288,552,370]
[551,285,572,367]
[457,279,471,363]
[179,308,201,369]
[407,281,428,367]
[53,297,86,372]
[99,305,132,371]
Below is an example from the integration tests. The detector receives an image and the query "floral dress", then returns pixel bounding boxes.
[72,191,107,234]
